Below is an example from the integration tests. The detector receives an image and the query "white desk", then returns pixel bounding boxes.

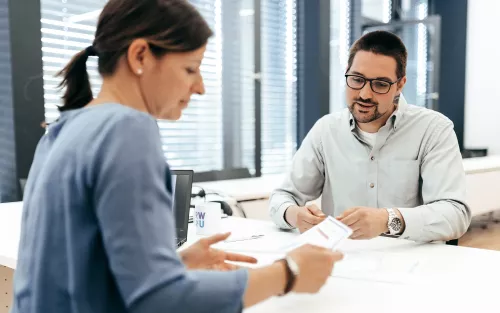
[186,217,500,313]
[463,156,500,216]
[2,202,500,312]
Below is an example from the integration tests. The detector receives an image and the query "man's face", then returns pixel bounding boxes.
[345,51,406,125]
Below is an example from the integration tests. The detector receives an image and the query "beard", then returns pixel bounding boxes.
[348,98,383,124]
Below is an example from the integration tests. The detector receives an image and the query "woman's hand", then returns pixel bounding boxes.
[179,232,258,270]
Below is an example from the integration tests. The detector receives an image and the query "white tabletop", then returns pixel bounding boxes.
[462,155,500,174]
[186,218,500,313]
[0,201,22,269]
[2,202,500,312]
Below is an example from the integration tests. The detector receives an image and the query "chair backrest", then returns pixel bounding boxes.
[194,168,251,182]
[446,239,459,246]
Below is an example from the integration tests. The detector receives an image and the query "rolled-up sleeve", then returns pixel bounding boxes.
[399,119,471,242]
[92,113,248,313]
[269,118,327,229]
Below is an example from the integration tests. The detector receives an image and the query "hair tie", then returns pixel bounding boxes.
[85,45,97,57]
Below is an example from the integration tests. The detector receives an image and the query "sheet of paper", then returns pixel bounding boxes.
[280,216,353,252]
[331,251,424,285]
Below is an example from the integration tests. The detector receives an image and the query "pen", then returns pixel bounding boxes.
[224,234,265,243]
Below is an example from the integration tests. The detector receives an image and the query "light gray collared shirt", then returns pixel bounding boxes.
[269,96,471,242]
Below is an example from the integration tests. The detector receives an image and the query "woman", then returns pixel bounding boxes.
[11,0,343,312]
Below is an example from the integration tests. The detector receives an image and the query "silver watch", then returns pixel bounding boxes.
[386,208,403,235]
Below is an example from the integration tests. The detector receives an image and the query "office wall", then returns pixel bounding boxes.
[464,0,500,155]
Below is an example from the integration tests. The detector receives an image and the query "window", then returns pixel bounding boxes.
[0,0,17,202]
[361,0,391,23]
[330,0,350,112]
[41,0,103,124]
[261,0,297,174]
[40,0,297,178]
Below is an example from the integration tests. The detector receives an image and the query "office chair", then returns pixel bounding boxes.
[193,168,251,183]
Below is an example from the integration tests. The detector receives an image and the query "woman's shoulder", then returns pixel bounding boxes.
[85,103,156,124]
[62,103,158,135]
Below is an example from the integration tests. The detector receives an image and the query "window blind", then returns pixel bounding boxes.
[260,0,297,175]
[159,0,223,172]
[40,0,298,177]
[0,0,18,202]
[330,0,350,112]
[41,0,103,123]
[40,0,224,172]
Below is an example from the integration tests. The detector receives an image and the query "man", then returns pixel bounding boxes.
[269,30,471,243]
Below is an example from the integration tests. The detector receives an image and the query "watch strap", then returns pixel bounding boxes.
[386,208,401,236]
[277,258,296,296]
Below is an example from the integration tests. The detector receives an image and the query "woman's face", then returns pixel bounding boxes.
[130,41,207,120]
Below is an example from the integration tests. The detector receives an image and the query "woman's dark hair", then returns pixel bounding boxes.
[347,30,407,79]
[57,0,213,112]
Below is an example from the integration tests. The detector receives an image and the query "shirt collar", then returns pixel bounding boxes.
[349,93,408,132]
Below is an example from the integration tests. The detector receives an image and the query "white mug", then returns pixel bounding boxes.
[194,202,222,236]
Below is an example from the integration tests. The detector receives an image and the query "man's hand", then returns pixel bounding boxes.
[285,204,326,233]
[337,207,399,240]
[179,233,257,270]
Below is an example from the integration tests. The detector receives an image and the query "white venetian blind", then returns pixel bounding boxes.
[260,0,297,175]
[40,0,224,173]
[40,0,103,123]
[40,0,297,177]
[159,0,223,172]
[330,0,350,113]
[0,0,18,202]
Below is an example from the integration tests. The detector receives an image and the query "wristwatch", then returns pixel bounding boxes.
[278,255,299,295]
[386,208,403,236]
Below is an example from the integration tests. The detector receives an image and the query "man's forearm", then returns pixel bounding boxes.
[269,192,298,229]
[284,205,300,228]
[398,200,471,242]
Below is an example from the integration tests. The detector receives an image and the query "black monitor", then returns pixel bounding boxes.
[171,170,193,247]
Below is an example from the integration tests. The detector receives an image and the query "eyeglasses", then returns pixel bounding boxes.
[345,74,401,95]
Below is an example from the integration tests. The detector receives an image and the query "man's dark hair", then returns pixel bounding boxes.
[347,30,408,79]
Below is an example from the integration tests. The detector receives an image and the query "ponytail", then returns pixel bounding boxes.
[57,46,97,112]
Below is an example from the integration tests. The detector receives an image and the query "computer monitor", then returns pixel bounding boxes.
[171,170,193,247]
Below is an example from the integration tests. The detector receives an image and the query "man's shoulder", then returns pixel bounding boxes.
[404,104,453,127]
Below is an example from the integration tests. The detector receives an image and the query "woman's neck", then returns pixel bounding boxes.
[87,73,147,114]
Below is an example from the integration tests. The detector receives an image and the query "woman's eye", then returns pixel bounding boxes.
[186,68,196,74]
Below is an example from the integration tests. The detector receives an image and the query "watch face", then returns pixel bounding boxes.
[390,218,402,232]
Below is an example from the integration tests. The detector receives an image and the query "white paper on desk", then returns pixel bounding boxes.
[281,216,353,252]
[331,251,424,285]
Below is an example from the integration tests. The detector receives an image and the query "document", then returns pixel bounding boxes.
[281,216,353,252]
[331,251,424,284]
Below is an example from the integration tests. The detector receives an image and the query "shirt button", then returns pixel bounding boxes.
[370,156,375,161]
[369,183,375,188]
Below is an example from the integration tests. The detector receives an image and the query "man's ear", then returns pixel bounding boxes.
[397,76,407,92]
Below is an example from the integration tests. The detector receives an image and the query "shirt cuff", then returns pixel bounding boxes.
[275,202,296,230]
[397,207,425,241]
